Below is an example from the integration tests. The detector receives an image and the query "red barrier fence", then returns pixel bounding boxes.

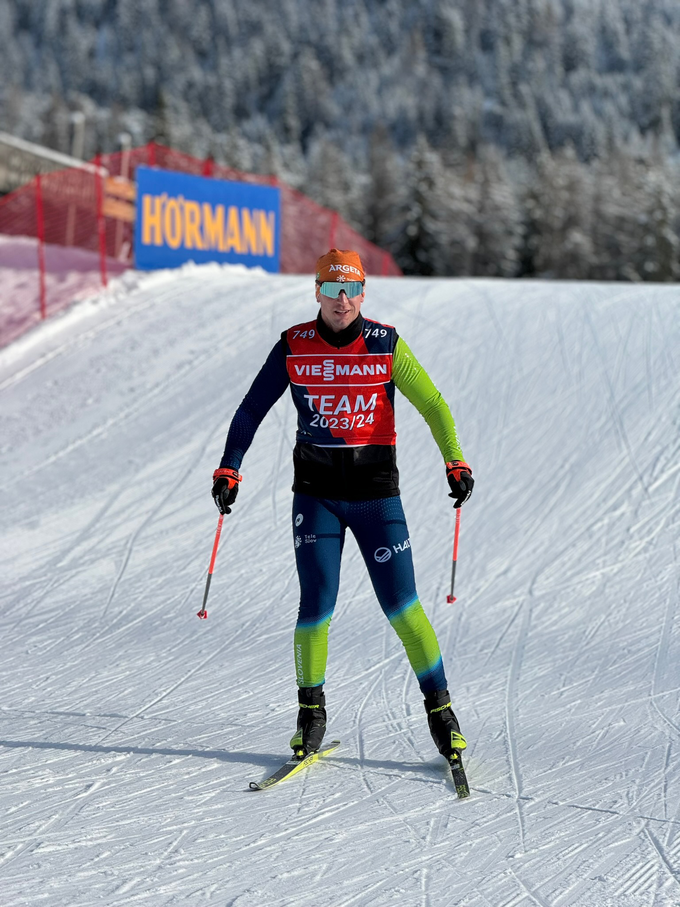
[0,141,401,347]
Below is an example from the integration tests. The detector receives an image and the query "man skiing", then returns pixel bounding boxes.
[212,248,473,771]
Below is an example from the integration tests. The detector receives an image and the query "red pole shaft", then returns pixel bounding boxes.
[447,508,462,603]
[453,507,461,561]
[197,513,224,620]
[207,512,224,574]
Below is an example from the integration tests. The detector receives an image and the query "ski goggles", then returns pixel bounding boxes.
[317,280,364,299]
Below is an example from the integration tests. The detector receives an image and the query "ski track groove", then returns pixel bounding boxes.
[0,341,218,494]
[369,629,443,869]
[92,406,228,633]
[552,832,643,907]
[0,291,271,497]
[0,287,162,394]
[649,571,680,740]
[3,484,126,633]
[353,670,383,797]
[99,501,162,623]
[584,306,649,499]
[420,818,435,907]
[92,590,271,748]
[474,784,680,828]
[505,597,531,854]
[526,834,610,905]
[115,828,188,897]
[507,868,552,907]
[0,764,125,874]
[646,821,680,894]
[226,777,403,863]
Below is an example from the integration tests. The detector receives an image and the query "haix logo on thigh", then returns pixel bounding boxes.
[374,540,410,561]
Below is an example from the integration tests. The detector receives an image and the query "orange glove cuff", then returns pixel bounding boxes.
[213,467,242,488]
[446,460,472,481]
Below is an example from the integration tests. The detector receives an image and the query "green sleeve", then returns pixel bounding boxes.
[392,336,465,463]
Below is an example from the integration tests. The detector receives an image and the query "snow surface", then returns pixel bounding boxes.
[0,236,128,348]
[0,265,679,907]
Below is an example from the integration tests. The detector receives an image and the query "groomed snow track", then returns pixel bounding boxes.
[1,264,679,906]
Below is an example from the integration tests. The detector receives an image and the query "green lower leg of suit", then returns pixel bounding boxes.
[387,596,447,693]
[292,598,447,695]
[293,616,332,688]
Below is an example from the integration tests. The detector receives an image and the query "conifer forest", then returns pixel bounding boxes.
[1,0,679,279]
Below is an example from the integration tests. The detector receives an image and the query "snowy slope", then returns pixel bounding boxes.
[0,236,129,348]
[0,265,679,907]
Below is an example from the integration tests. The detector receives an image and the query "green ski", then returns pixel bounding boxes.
[248,740,341,791]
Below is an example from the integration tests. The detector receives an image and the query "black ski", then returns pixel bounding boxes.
[448,750,470,798]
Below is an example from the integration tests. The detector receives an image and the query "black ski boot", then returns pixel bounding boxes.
[290,685,327,758]
[424,689,467,757]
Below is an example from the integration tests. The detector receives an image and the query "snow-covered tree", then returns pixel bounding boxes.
[470,149,523,278]
[1,0,680,279]
[395,135,461,276]
[524,147,595,279]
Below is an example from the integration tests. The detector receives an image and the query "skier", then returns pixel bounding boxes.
[212,248,474,766]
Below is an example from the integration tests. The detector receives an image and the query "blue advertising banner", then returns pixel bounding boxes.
[134,166,281,272]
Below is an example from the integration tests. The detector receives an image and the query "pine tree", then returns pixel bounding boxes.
[638,161,680,282]
[306,135,366,232]
[395,135,453,276]
[365,125,405,250]
[524,147,595,279]
[470,149,523,278]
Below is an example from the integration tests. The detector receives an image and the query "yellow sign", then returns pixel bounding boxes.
[140,194,276,256]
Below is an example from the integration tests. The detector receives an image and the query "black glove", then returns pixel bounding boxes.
[212,467,242,514]
[446,460,473,509]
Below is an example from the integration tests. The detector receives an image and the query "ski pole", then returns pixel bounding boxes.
[446,508,462,603]
[197,513,224,620]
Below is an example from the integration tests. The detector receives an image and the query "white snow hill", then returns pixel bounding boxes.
[0,264,679,906]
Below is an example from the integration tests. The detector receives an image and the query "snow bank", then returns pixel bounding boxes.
[0,235,131,348]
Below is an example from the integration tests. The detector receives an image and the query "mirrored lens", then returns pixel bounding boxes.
[319,281,363,298]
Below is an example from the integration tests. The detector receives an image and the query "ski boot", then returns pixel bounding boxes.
[424,689,469,798]
[290,685,327,759]
[424,689,467,756]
